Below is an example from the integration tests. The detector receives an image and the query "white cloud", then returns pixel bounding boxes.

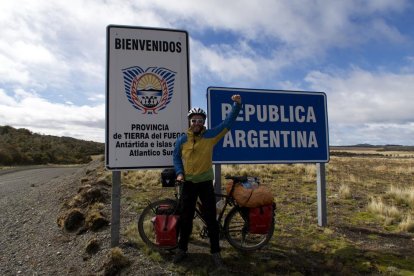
[184,0,411,89]
[191,40,260,82]
[368,19,407,43]
[0,0,412,145]
[330,123,414,146]
[305,68,414,124]
[0,89,17,106]
[1,0,409,94]
[0,0,168,101]
[0,89,104,142]
[305,67,414,145]
[148,0,408,49]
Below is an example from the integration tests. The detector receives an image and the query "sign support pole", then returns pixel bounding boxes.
[214,164,222,202]
[316,163,327,226]
[111,171,121,247]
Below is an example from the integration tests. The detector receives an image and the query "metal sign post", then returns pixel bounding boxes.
[106,25,190,246]
[111,171,121,247]
[317,163,327,226]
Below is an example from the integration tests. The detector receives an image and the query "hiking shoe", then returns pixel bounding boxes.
[212,252,224,268]
[173,249,187,264]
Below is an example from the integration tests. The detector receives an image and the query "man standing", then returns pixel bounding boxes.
[172,94,242,267]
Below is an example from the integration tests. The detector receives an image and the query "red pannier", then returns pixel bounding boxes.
[153,205,179,247]
[249,204,273,234]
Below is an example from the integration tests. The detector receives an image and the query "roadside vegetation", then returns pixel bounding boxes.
[112,147,414,274]
[0,125,104,166]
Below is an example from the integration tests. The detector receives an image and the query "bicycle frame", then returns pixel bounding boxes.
[176,179,234,225]
[194,192,237,236]
[215,193,236,225]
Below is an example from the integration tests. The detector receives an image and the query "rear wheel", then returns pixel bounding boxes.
[137,198,178,251]
[224,206,274,251]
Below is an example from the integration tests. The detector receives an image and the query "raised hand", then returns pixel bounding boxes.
[231,94,242,104]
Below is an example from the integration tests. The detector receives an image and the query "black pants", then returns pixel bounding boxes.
[178,180,220,254]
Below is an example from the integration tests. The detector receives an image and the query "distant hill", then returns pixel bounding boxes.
[331,144,414,151]
[0,125,104,166]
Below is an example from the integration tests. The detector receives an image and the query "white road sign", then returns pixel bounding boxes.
[106,25,190,169]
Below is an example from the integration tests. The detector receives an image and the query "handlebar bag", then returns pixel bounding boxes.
[161,168,176,187]
[248,204,273,234]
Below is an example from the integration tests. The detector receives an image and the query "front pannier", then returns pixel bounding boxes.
[153,205,179,246]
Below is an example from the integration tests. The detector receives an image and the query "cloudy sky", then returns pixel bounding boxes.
[1,0,413,145]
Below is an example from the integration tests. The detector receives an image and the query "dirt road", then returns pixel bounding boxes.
[0,166,85,275]
[0,162,177,276]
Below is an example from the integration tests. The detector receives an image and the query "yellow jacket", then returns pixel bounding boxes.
[173,102,241,182]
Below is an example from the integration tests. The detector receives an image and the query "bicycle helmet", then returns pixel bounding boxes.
[187,107,207,120]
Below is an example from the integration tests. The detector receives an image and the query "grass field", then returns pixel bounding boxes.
[117,148,414,274]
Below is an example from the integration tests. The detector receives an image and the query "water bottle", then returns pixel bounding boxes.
[216,199,225,219]
[242,180,252,189]
[249,177,259,189]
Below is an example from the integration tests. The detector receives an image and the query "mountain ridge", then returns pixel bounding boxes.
[0,125,104,166]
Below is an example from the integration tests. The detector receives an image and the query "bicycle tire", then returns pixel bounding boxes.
[137,198,178,251]
[224,206,275,251]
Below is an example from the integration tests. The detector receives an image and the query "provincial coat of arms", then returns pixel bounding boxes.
[122,66,176,114]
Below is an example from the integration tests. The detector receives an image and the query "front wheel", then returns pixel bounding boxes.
[137,198,178,251]
[224,206,275,251]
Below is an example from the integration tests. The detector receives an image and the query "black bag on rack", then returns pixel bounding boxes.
[161,168,176,187]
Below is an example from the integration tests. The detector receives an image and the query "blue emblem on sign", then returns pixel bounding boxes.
[122,66,176,114]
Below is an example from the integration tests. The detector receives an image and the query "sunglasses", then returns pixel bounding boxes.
[190,119,204,124]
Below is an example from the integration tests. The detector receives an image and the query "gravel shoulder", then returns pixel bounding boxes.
[0,161,175,275]
[0,165,88,275]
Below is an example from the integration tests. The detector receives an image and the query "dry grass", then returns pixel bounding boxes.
[122,169,161,189]
[122,150,414,235]
[338,183,352,199]
[85,209,109,231]
[367,196,402,224]
[124,223,141,246]
[386,185,414,208]
[119,148,414,274]
[85,238,100,255]
[372,164,388,173]
[102,247,131,275]
[394,165,414,175]
[399,215,414,233]
[57,208,85,232]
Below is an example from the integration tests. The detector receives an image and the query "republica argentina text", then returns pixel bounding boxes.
[223,130,318,148]
[222,103,316,123]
